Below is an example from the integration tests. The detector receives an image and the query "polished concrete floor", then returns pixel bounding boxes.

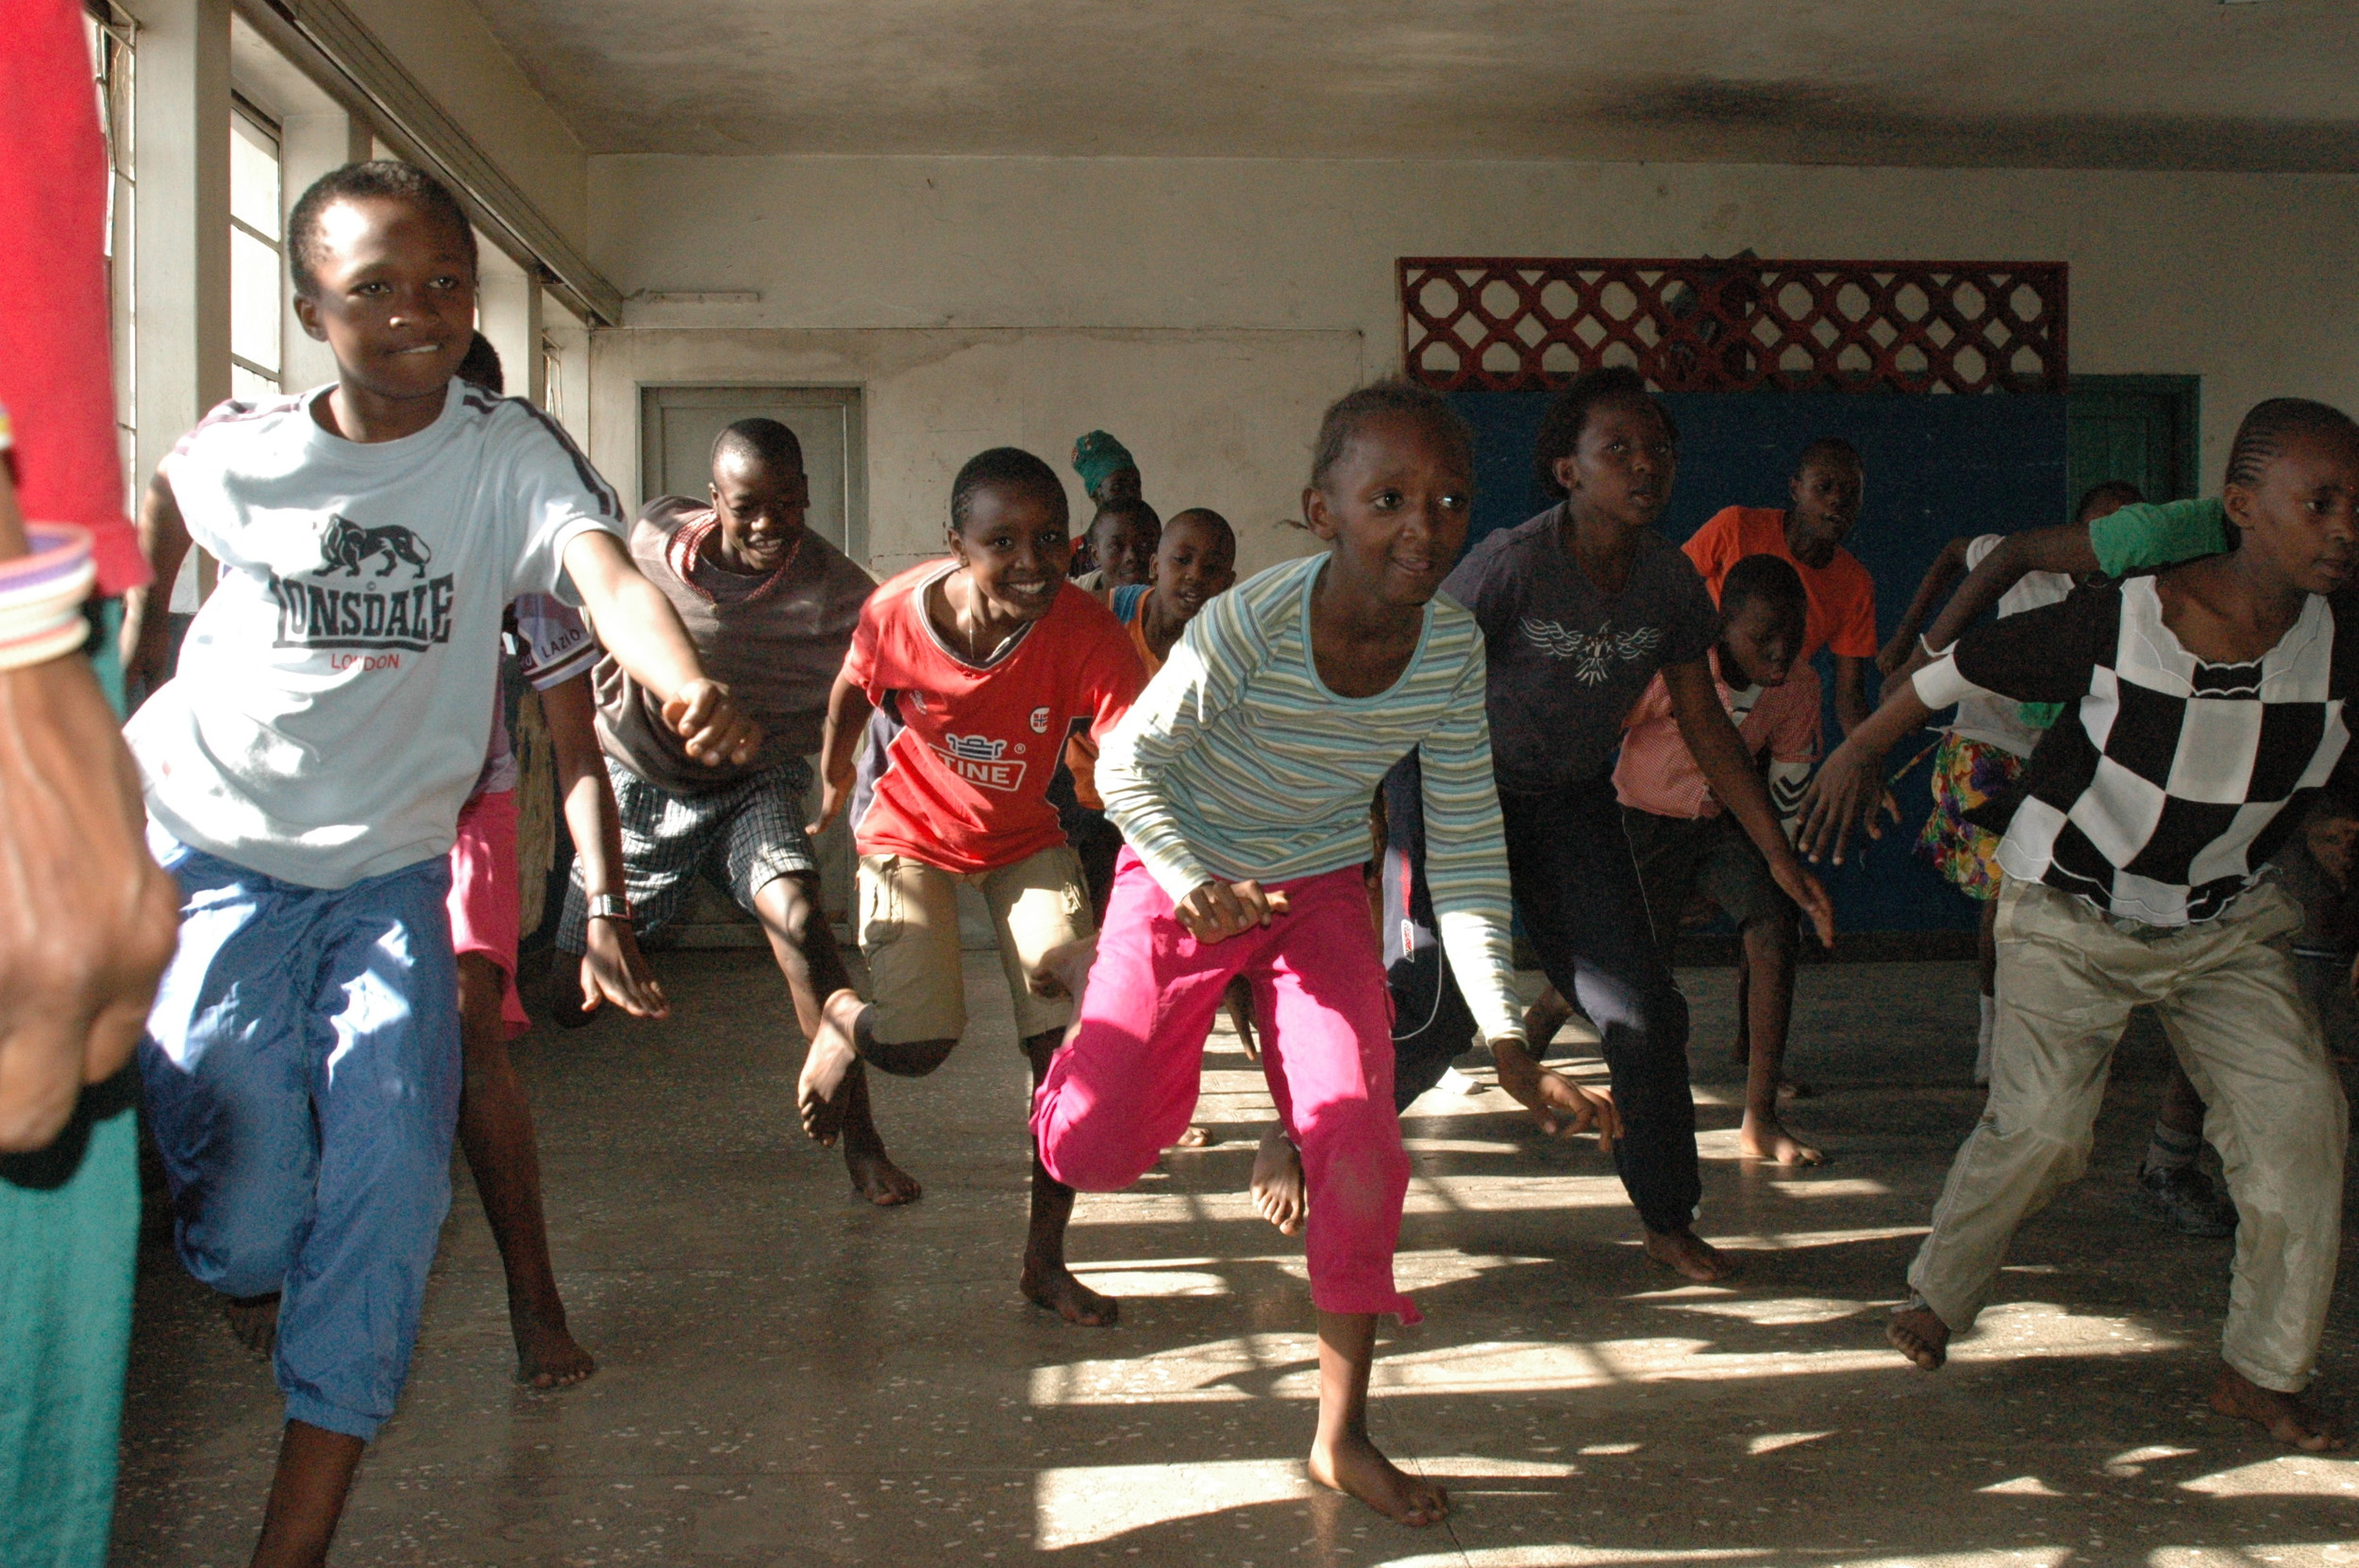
[114,948,2359,1566]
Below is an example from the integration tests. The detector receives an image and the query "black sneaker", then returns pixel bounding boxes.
[2133,1163,2238,1237]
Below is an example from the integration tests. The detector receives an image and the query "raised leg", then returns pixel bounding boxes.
[454,954,593,1387]
[755,875,920,1206]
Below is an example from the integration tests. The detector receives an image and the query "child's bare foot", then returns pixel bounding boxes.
[1643,1226,1734,1281]
[845,1143,923,1206]
[2210,1365,2347,1451]
[1308,1429,1448,1526]
[1887,1303,1950,1369]
[1738,1112,1825,1166]
[1021,1259,1120,1327]
[513,1312,596,1389]
[1170,1124,1217,1148]
[225,1292,281,1356]
[1029,936,1097,1000]
[1250,1126,1306,1235]
[796,990,865,1146]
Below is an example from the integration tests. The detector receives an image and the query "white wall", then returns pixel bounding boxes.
[587,154,2359,565]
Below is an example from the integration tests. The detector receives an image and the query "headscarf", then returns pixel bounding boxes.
[1070,430,1138,501]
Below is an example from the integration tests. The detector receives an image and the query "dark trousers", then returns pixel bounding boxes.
[1383,757,1699,1234]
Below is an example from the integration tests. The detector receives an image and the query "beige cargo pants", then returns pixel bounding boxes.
[1908,875,2348,1393]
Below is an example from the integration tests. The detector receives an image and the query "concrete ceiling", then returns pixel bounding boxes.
[468,0,2359,172]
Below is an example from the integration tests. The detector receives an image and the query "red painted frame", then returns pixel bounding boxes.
[1399,257,2068,394]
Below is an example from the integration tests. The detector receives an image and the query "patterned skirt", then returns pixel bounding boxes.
[1916,733,2026,902]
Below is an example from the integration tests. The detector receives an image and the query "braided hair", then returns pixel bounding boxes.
[2224,398,2359,491]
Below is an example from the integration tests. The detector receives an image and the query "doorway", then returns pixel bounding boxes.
[635,384,868,943]
[2066,375,2200,509]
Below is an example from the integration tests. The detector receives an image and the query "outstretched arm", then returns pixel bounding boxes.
[1878,537,1974,675]
[561,531,759,768]
[122,471,193,703]
[807,671,873,839]
[1665,658,1835,947]
[540,673,666,1019]
[0,465,182,1151]
[1912,525,2098,672]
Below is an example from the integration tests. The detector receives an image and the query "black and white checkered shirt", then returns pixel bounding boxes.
[1916,575,2359,926]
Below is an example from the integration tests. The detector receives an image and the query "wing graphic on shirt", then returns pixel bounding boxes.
[1520,618,1664,685]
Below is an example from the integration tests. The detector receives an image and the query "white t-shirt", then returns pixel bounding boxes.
[1946,533,2074,758]
[128,381,624,888]
[472,594,600,802]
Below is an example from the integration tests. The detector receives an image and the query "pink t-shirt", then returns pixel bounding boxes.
[1613,651,1821,820]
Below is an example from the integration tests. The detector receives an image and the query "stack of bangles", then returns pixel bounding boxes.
[0,524,97,671]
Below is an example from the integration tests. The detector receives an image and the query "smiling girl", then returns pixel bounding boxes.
[1031,382,1595,1526]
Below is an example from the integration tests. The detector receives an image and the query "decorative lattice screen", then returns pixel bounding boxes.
[1399,257,2067,395]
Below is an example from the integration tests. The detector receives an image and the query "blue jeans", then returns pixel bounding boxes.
[138,827,460,1441]
[1384,759,1699,1234]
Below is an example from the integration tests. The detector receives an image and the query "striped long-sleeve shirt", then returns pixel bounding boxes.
[1096,554,1524,1043]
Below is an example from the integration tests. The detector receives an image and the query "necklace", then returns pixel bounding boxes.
[668,513,805,604]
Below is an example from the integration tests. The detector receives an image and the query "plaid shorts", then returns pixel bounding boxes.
[557,757,818,952]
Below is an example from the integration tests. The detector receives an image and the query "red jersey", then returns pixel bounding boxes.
[1683,505,1878,663]
[845,562,1145,873]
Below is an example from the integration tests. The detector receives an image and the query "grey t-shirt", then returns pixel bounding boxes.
[1441,504,1719,793]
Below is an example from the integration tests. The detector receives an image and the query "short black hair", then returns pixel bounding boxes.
[2225,398,2359,491]
[1090,499,1160,542]
[1795,436,1863,477]
[1310,379,1473,492]
[950,446,1067,533]
[1164,507,1235,551]
[287,160,477,299]
[457,331,503,394]
[1718,552,1808,631]
[1531,366,1676,500]
[712,417,805,475]
[2073,478,2145,522]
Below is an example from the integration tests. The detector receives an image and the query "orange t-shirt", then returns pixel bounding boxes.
[1682,505,1879,662]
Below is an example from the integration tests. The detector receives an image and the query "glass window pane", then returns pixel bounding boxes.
[231,362,279,406]
[229,114,279,239]
[230,226,280,375]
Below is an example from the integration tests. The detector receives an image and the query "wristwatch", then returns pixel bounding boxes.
[586,893,635,925]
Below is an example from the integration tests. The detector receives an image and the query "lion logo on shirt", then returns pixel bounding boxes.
[318,515,434,580]
[1520,617,1663,685]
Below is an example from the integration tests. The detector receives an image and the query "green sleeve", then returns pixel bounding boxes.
[2086,497,2229,577]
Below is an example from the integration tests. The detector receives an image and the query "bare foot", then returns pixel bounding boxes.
[796,989,865,1146]
[224,1292,280,1356]
[1170,1124,1217,1149]
[1737,1112,1826,1166]
[1643,1226,1735,1282]
[845,1143,923,1207]
[1308,1430,1448,1526]
[1887,1304,1950,1369]
[1250,1126,1306,1236]
[1029,936,1097,1001]
[2210,1364,2347,1451]
[1021,1259,1120,1327]
[513,1312,596,1389]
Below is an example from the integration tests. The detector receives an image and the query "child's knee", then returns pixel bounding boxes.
[865,1035,958,1077]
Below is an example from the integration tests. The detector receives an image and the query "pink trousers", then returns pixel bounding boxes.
[1032,851,1418,1323]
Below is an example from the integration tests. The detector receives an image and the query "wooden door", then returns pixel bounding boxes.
[2066,375,2200,509]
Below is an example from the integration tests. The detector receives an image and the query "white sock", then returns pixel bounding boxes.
[1974,994,1996,1085]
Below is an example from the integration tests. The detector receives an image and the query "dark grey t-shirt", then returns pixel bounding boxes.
[1442,504,1718,793]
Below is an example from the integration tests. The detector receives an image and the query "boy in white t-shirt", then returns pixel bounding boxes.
[121,162,757,1567]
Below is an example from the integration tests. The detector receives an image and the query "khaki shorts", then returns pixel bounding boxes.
[857,845,1094,1045]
